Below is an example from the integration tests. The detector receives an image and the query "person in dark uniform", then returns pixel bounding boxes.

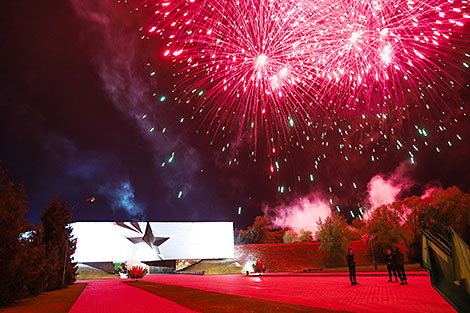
[120,262,128,274]
[385,249,398,282]
[393,247,407,284]
[346,248,358,285]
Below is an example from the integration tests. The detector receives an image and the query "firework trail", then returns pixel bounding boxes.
[144,0,468,150]
[148,0,325,146]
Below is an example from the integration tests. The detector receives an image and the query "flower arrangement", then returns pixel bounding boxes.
[127,266,148,279]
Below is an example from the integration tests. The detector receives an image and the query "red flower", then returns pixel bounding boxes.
[128,266,148,279]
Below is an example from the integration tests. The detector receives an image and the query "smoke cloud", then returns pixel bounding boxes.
[366,162,411,213]
[99,181,145,218]
[42,132,146,218]
[69,0,205,209]
[263,194,332,236]
[420,186,441,199]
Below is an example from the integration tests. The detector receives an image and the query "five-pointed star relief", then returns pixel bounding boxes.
[127,222,170,249]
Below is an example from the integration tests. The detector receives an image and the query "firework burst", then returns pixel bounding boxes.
[144,0,468,147]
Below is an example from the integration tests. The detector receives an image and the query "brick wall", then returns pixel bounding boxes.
[234,241,373,272]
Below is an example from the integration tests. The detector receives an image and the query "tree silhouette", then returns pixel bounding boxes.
[40,198,77,290]
[0,165,29,304]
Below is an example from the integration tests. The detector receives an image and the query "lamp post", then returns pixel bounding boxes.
[62,196,95,288]
[361,204,377,271]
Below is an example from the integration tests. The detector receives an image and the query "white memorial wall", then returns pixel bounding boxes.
[71,221,234,262]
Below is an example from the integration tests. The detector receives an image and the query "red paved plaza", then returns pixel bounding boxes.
[69,279,197,313]
[70,273,456,312]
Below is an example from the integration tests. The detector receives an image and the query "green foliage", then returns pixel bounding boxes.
[369,205,402,261]
[282,229,313,243]
[246,216,272,243]
[418,186,470,243]
[282,230,297,243]
[316,212,356,267]
[18,228,48,296]
[235,216,285,244]
[351,218,366,231]
[398,196,424,262]
[114,263,122,273]
[234,229,246,244]
[0,165,77,306]
[41,198,77,290]
[0,166,29,304]
[298,230,314,242]
[234,186,469,267]
[269,228,286,243]
[366,186,470,264]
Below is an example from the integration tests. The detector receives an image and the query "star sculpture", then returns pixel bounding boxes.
[116,222,169,259]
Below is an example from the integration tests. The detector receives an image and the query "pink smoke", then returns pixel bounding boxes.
[420,187,440,199]
[263,195,332,238]
[366,162,411,214]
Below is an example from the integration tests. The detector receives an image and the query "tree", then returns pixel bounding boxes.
[234,229,247,244]
[17,227,48,296]
[418,187,470,243]
[0,165,29,304]
[269,228,286,243]
[245,216,272,243]
[369,205,402,261]
[316,212,356,267]
[282,230,297,243]
[283,229,313,243]
[366,187,470,263]
[399,196,426,262]
[298,230,314,242]
[369,200,424,261]
[0,166,79,305]
[234,216,284,244]
[351,218,367,234]
[40,198,76,290]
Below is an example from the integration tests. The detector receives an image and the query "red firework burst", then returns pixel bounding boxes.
[144,0,469,145]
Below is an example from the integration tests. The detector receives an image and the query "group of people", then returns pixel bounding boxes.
[346,247,407,286]
[385,247,407,284]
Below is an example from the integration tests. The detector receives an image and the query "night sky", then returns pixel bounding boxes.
[1,0,469,228]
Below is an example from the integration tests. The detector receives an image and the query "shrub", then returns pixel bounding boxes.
[114,263,122,274]
[252,261,266,273]
[127,266,148,279]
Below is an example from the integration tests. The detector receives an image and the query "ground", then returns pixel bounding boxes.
[2,271,455,312]
[141,273,454,313]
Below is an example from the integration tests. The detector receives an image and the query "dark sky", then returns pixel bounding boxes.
[1,0,469,228]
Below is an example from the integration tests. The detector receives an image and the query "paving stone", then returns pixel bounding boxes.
[70,279,197,313]
[144,273,456,313]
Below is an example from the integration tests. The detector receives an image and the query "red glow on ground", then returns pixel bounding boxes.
[71,273,455,313]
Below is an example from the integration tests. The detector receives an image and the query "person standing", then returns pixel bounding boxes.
[346,248,358,285]
[385,249,398,282]
[394,247,407,284]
